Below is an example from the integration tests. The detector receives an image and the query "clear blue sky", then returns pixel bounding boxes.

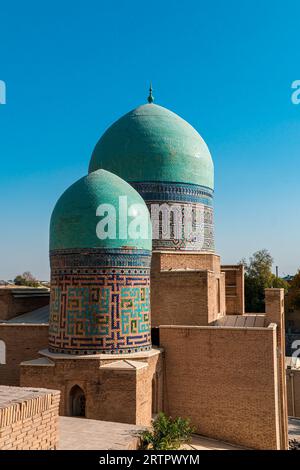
[0,0,300,280]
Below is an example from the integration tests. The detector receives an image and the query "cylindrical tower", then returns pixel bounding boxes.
[49,169,152,354]
[89,100,214,252]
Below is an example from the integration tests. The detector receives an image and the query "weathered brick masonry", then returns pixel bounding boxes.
[0,324,48,386]
[20,348,163,426]
[0,386,60,450]
[160,324,281,450]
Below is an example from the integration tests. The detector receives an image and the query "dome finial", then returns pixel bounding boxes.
[147,82,154,103]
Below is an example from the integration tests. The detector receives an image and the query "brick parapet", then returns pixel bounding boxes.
[0,386,60,450]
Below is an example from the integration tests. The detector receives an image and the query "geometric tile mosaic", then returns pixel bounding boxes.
[48,249,151,355]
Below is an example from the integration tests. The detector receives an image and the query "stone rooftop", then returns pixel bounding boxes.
[3,305,49,324]
[214,314,266,328]
[0,385,56,409]
[57,417,244,450]
[57,417,300,450]
[58,417,142,450]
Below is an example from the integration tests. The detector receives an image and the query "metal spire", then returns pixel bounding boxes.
[147,83,154,103]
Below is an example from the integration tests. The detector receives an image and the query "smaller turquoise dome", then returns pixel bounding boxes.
[50,169,152,251]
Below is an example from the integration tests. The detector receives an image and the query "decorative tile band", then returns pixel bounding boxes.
[50,248,151,271]
[131,182,214,252]
[131,181,214,206]
[49,249,152,354]
[151,202,214,252]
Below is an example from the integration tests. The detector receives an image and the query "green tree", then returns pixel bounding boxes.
[140,412,194,450]
[286,270,300,311]
[242,249,289,312]
[14,271,40,287]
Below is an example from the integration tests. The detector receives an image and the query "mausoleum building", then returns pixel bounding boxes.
[0,89,289,449]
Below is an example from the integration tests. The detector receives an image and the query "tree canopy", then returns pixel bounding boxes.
[285,271,300,312]
[242,249,289,313]
[14,271,40,288]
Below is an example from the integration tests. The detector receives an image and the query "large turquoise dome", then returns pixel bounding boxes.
[50,169,152,251]
[88,103,214,189]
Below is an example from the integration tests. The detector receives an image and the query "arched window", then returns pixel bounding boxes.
[69,385,86,417]
[0,340,6,364]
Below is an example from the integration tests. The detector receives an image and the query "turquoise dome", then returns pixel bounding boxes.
[88,103,214,189]
[50,169,152,251]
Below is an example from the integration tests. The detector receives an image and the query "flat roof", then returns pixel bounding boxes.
[4,305,49,324]
[0,385,56,409]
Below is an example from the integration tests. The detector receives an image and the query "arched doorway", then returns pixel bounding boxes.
[69,385,86,417]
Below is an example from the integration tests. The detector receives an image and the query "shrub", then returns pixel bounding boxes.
[140,412,194,450]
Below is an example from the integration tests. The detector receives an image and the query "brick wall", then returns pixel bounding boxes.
[0,288,49,321]
[152,252,221,273]
[21,349,163,426]
[151,270,225,327]
[0,386,60,450]
[20,356,103,417]
[151,252,225,327]
[265,289,289,450]
[208,271,226,324]
[221,265,245,315]
[0,324,48,386]
[286,368,300,418]
[160,324,284,450]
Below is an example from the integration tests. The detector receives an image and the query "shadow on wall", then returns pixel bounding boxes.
[0,340,5,364]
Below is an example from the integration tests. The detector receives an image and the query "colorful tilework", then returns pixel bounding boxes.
[131,181,214,252]
[48,249,151,354]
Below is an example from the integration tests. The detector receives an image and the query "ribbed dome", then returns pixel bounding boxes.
[88,103,214,189]
[50,169,152,251]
